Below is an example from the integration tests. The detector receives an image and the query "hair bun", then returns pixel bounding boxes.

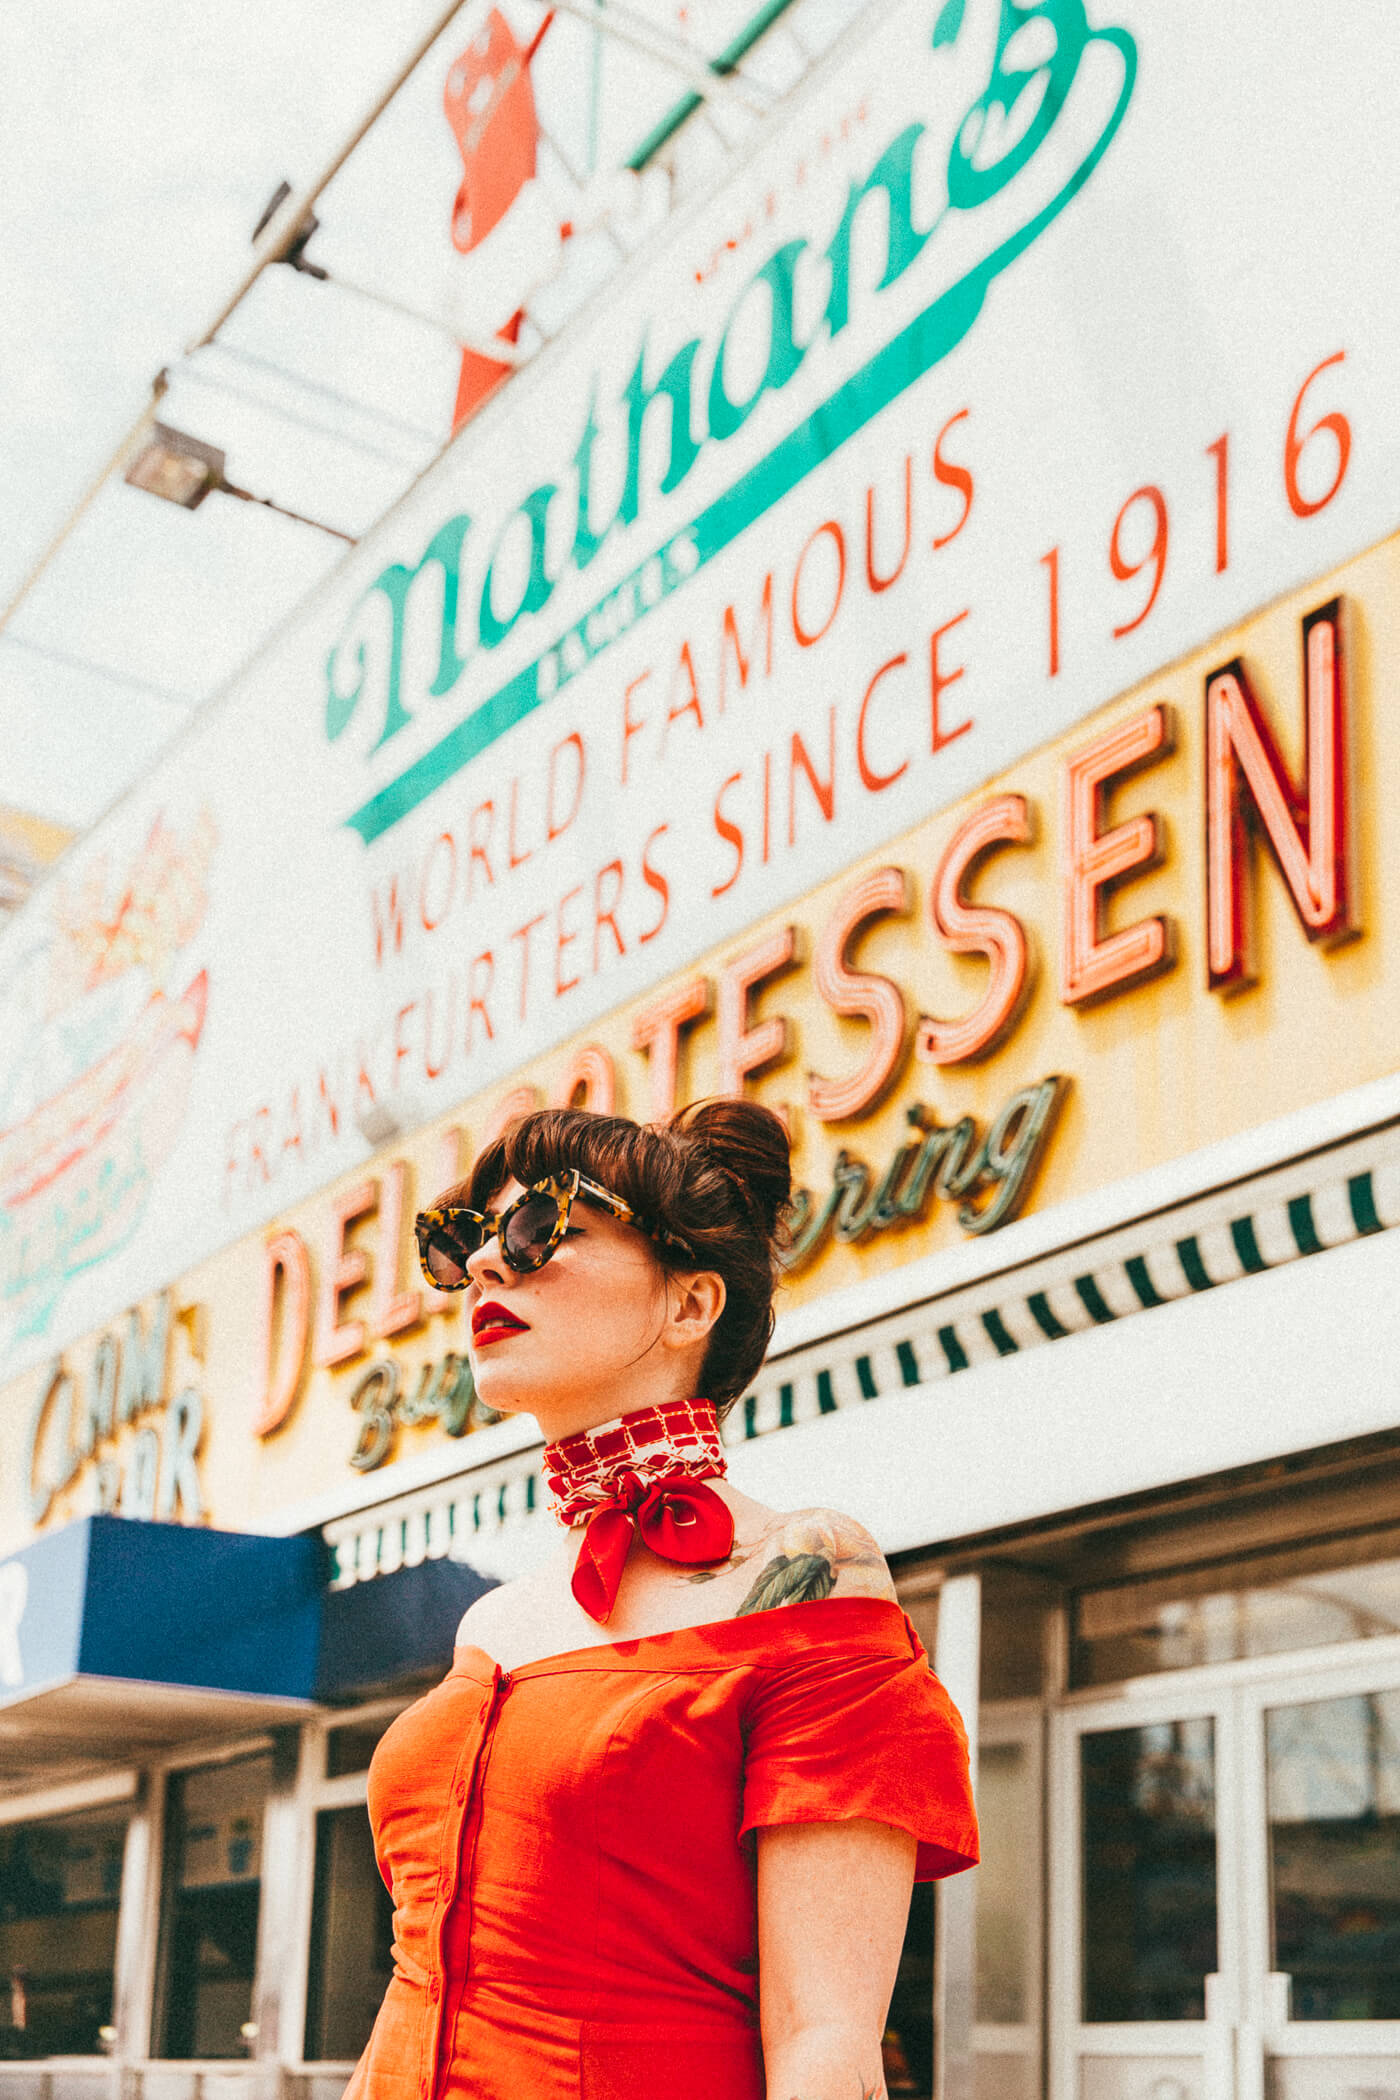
[670,1098,792,1242]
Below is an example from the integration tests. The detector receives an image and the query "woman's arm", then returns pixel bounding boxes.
[756,1815,916,2100]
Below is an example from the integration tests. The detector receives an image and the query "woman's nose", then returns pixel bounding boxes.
[465,1232,508,1290]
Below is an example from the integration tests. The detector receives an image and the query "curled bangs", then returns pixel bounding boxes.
[457,1110,677,1248]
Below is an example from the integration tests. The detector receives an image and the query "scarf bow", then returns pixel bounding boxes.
[570,1466,734,1623]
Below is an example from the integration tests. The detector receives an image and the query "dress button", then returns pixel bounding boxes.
[454,1778,466,1804]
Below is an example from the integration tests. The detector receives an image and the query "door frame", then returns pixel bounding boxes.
[1050,1674,1243,2100]
[1233,1639,1400,2072]
[1049,1632,1400,2100]
[973,1698,1046,2092]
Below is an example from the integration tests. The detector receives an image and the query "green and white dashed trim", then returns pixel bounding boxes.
[727,1130,1400,1444]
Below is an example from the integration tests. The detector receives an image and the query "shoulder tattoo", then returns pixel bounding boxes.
[734,1508,898,1615]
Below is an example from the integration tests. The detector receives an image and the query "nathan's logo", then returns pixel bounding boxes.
[326,0,1136,845]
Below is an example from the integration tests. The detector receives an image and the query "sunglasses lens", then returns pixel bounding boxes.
[424,1219,482,1288]
[502,1189,561,1268]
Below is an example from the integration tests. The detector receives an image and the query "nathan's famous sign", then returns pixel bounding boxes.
[253,569,1368,1477]
[326,0,1136,842]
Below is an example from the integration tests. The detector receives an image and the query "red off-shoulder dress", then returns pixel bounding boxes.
[344,1595,978,2100]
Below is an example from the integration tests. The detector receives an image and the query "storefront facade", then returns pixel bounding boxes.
[3,0,1399,2094]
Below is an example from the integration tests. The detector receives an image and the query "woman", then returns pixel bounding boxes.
[349,1100,977,2100]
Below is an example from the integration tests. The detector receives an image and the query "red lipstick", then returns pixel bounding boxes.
[472,1300,530,1346]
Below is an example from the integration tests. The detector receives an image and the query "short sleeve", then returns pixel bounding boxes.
[738,1614,979,1880]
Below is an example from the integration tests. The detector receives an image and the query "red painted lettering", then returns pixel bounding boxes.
[548,732,586,841]
[712,773,744,899]
[930,609,973,752]
[865,455,911,593]
[511,914,546,1020]
[789,709,837,845]
[640,826,670,944]
[555,887,584,997]
[931,408,974,550]
[621,670,651,785]
[720,574,773,711]
[593,860,626,971]
[856,653,910,792]
[370,875,407,966]
[792,521,846,648]
[467,949,495,1052]
[419,833,456,931]
[507,776,533,869]
[467,799,495,899]
[661,643,705,749]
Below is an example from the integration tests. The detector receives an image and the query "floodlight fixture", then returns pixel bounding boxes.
[123,420,356,542]
[124,424,226,510]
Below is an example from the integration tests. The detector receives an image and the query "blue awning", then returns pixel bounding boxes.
[317,1553,496,1700]
[0,1515,322,1787]
[2,1513,323,1704]
[0,1514,498,1786]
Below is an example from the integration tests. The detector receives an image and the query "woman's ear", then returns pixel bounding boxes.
[661,1268,726,1351]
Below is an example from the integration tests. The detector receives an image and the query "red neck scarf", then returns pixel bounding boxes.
[544,1396,734,1624]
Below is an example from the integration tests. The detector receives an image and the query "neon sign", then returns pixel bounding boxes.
[326,0,1138,844]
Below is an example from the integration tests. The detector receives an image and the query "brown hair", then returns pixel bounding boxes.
[443,1100,792,1411]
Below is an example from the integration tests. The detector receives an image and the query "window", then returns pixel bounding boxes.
[325,1715,398,1780]
[1080,1719,1218,2022]
[304,1806,395,2061]
[154,1752,273,2060]
[0,1806,129,2058]
[1073,1534,1400,1686]
[1267,1687,1400,2019]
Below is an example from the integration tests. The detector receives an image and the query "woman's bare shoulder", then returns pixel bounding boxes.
[454,1528,582,1650]
[729,1502,899,1615]
[453,1573,541,1650]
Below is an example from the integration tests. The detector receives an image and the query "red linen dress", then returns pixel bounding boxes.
[345,1595,978,2100]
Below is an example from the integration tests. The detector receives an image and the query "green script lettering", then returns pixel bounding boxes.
[338,3,1137,835]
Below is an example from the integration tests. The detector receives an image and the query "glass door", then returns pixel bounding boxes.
[1052,1645,1400,2100]
[1237,1650,1400,2100]
[1052,1684,1238,2100]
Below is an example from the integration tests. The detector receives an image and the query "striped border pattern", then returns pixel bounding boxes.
[324,1125,1400,1583]
[324,1450,540,1587]
[728,1130,1400,1445]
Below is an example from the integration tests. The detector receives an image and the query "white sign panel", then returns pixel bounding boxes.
[2,0,1397,1377]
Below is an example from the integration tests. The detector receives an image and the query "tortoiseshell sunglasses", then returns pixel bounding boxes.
[415,1169,692,1289]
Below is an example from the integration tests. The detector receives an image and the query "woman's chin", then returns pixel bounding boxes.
[469,1376,531,1417]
